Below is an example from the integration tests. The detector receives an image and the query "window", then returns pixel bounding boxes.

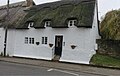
[28,22,34,28]
[45,21,51,27]
[42,37,44,44]
[68,20,77,27]
[45,37,48,44]
[29,38,34,44]
[32,38,34,44]
[25,37,34,44]
[42,37,48,44]
[25,37,28,44]
[29,38,32,44]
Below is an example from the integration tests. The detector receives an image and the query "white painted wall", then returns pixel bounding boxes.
[7,23,99,64]
[60,5,100,64]
[6,28,53,60]
[0,28,5,55]
[6,4,100,64]
[6,29,16,56]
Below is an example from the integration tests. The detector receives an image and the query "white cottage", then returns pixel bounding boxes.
[0,0,100,64]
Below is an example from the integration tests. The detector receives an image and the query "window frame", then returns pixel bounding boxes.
[29,38,32,44]
[45,37,48,44]
[42,37,44,44]
[42,37,48,45]
[28,22,34,28]
[44,21,51,27]
[32,38,34,44]
[25,37,34,45]
[68,19,77,27]
[25,37,28,44]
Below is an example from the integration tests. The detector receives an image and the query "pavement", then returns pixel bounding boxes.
[0,56,120,76]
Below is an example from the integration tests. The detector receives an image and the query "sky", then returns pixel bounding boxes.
[0,0,120,20]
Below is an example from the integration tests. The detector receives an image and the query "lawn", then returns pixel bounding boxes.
[90,54,120,68]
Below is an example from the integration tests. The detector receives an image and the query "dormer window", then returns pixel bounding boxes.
[28,22,34,28]
[44,21,51,27]
[68,20,77,27]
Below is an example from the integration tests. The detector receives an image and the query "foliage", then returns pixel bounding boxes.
[100,10,120,40]
[0,52,3,56]
[97,39,120,58]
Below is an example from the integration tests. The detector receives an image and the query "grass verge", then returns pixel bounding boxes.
[90,54,120,68]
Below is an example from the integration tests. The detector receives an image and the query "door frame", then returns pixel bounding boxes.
[54,35,63,57]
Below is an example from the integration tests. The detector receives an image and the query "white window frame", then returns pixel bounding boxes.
[42,37,44,44]
[68,20,77,27]
[29,37,34,44]
[25,37,34,44]
[32,38,34,44]
[25,37,28,44]
[42,37,48,45]
[28,22,34,28]
[44,21,51,27]
[29,38,32,44]
[45,37,48,44]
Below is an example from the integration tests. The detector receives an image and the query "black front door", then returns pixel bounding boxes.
[55,36,63,57]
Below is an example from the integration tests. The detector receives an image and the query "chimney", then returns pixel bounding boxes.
[26,0,34,7]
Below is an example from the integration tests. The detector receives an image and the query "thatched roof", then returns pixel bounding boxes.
[100,10,120,40]
[0,1,35,28]
[18,0,96,29]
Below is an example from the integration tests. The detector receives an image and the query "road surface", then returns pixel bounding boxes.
[0,61,103,76]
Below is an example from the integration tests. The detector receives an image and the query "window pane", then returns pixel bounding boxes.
[70,21,73,23]
[68,20,73,26]
[45,21,51,27]
[73,20,77,26]
[45,37,47,44]
[46,22,49,26]
[42,37,44,44]
[68,20,77,27]
[70,23,73,26]
[29,22,34,27]
[32,38,34,44]
[29,38,32,44]
[25,37,28,44]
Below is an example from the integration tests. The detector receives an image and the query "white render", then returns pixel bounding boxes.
[7,26,98,63]
[0,28,5,55]
[5,4,100,64]
[60,4,100,64]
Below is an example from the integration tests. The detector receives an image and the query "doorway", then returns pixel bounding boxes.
[54,35,63,56]
[53,35,63,61]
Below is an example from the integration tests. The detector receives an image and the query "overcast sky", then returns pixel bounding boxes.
[0,0,120,20]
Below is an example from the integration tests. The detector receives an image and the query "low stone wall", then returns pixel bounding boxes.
[97,39,120,58]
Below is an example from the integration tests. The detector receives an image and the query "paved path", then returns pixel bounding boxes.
[0,57,120,76]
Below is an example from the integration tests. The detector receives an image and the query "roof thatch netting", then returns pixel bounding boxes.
[18,0,95,28]
[100,10,120,40]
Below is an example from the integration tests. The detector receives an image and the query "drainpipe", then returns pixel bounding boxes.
[4,0,9,57]
[96,0,101,36]
[4,28,7,57]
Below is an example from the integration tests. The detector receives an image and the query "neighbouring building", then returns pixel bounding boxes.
[0,0,100,64]
[0,0,35,56]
